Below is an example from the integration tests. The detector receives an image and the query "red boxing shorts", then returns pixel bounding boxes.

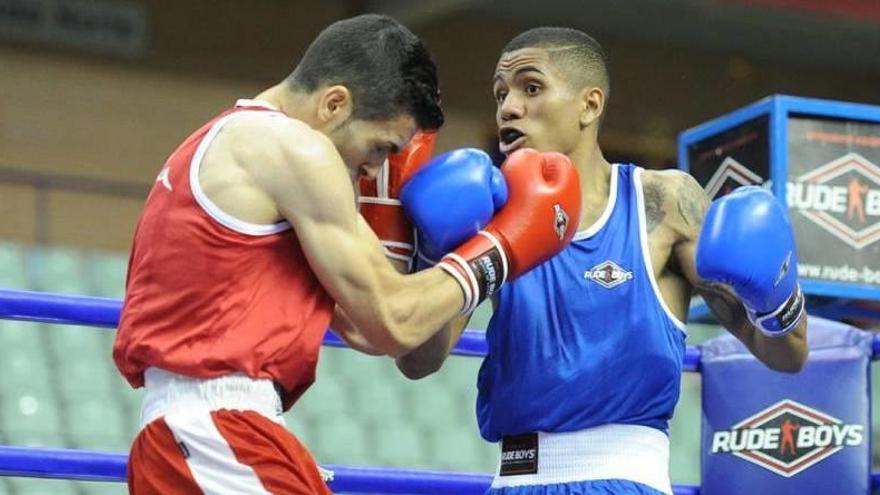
[127,368,330,494]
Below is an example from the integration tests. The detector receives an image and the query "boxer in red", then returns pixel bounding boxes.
[112,14,581,495]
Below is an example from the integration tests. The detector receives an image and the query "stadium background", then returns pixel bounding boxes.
[1,0,879,493]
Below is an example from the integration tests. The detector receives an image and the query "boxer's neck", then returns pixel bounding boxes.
[568,139,613,230]
[252,84,315,126]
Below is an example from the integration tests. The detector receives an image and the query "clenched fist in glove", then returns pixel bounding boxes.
[696,186,805,337]
[401,148,509,268]
[403,148,581,314]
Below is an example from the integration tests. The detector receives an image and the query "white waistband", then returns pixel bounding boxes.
[491,424,672,495]
[140,367,284,428]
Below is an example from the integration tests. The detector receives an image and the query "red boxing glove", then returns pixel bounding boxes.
[358,131,436,267]
[438,149,581,313]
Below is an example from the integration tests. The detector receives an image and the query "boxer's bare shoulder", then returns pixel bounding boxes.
[219,112,334,173]
[198,112,341,225]
[640,169,714,322]
[638,170,708,279]
[640,169,709,240]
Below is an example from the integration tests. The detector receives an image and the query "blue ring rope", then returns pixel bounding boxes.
[0,445,706,494]
[0,289,704,371]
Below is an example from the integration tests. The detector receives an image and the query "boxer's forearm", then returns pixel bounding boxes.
[697,282,808,372]
[750,315,808,373]
[388,233,468,373]
[328,256,458,358]
[395,313,470,379]
[329,307,385,356]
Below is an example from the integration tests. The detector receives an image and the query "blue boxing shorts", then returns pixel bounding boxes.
[487,478,666,495]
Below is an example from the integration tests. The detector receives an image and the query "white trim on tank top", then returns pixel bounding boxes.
[234,98,278,110]
[189,101,291,236]
[572,164,619,241]
[633,168,688,333]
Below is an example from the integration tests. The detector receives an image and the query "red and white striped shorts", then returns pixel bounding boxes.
[127,368,330,495]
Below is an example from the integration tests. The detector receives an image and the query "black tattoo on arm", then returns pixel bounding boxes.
[643,181,666,233]
[695,282,749,335]
[676,174,710,229]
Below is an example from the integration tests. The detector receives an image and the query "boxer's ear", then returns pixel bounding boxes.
[317,85,353,126]
[579,86,605,129]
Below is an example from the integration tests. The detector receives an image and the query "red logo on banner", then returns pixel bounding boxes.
[710,399,864,477]
[787,152,880,249]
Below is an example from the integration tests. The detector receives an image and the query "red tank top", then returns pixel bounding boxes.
[113,99,334,410]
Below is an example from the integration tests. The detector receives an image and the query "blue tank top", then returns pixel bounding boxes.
[476,164,687,442]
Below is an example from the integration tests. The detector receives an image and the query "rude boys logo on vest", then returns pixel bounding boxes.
[710,399,864,477]
[786,152,880,249]
[583,260,633,289]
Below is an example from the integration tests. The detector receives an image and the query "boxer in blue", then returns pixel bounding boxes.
[394,27,808,495]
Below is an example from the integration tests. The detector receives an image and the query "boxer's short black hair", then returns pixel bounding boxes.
[503,27,610,101]
[288,14,443,131]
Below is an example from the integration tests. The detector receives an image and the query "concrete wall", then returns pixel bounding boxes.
[2,1,879,250]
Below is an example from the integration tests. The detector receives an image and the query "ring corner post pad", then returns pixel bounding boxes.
[699,317,871,495]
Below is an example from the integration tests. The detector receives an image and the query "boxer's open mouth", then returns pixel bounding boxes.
[499,127,526,153]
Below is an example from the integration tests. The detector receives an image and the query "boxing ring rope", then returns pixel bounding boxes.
[0,289,701,368]
[0,445,500,494]
[0,289,875,494]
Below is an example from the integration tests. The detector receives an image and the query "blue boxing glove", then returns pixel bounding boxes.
[400,149,508,266]
[696,186,805,337]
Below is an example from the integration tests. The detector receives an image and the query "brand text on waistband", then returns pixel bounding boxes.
[500,433,539,476]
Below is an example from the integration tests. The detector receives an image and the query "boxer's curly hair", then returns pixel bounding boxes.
[503,27,610,104]
[288,14,444,131]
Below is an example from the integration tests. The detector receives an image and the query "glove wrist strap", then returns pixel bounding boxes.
[748,284,805,338]
[439,231,509,314]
